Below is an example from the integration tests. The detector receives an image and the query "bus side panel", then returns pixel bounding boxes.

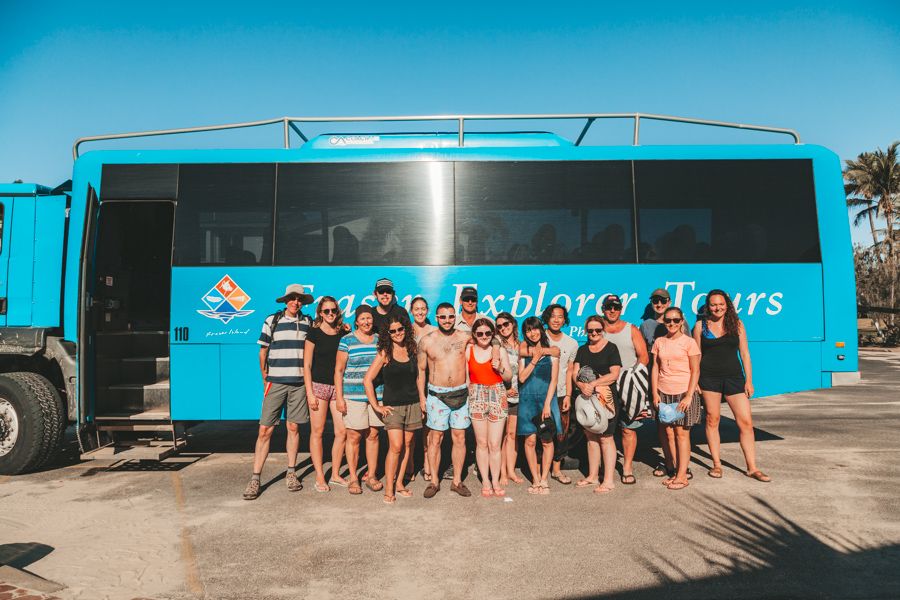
[170,344,221,420]
[812,150,858,378]
[32,195,67,327]
[7,196,35,326]
[748,341,822,397]
[220,345,264,420]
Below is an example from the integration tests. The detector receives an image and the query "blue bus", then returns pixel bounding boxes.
[0,113,858,474]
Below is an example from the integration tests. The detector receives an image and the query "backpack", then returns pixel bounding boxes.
[615,363,650,424]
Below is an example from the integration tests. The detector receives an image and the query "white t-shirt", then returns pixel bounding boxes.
[548,332,578,397]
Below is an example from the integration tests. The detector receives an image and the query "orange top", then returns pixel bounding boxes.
[468,348,503,385]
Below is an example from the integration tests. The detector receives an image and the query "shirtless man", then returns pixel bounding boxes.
[418,302,473,498]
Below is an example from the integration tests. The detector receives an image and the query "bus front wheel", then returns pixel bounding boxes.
[0,372,66,475]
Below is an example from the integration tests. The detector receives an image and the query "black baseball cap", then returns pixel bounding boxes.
[602,294,623,309]
[460,286,478,300]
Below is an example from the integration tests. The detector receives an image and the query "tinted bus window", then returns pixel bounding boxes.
[173,164,275,265]
[454,161,636,264]
[101,164,178,200]
[635,159,820,263]
[275,162,454,266]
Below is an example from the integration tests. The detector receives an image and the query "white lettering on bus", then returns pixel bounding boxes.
[534,282,548,315]
[766,293,784,315]
[575,293,596,315]
[509,289,533,318]
[666,281,696,308]
[338,295,356,317]
[483,294,505,315]
[549,293,572,311]
[745,292,767,316]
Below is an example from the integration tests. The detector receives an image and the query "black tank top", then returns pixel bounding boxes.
[381,356,418,406]
[699,323,744,378]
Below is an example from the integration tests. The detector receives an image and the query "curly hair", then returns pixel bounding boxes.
[522,316,550,347]
[312,296,344,331]
[705,289,740,337]
[377,313,417,361]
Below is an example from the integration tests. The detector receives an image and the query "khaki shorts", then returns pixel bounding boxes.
[260,382,309,426]
[382,403,423,431]
[344,400,384,430]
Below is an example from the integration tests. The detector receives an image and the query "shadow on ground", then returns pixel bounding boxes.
[582,496,900,599]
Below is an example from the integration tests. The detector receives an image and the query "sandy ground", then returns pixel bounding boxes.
[1,349,899,600]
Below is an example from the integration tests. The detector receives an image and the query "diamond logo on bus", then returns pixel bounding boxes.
[197,274,255,324]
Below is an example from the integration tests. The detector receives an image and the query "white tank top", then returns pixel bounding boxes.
[603,324,637,370]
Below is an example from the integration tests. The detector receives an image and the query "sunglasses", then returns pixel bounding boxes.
[321,308,339,315]
[496,321,512,329]
[461,296,477,302]
[436,314,455,320]
[651,296,669,304]
[389,326,406,334]
[664,317,683,324]
[474,330,493,338]
[586,328,603,334]
[375,287,393,294]
[604,304,622,311]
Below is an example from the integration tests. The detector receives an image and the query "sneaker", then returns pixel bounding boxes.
[286,471,303,492]
[243,478,260,500]
[442,466,454,480]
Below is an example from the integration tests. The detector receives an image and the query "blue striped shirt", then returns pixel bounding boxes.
[338,332,380,402]
[258,312,311,384]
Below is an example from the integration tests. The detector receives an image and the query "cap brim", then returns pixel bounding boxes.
[276,293,314,304]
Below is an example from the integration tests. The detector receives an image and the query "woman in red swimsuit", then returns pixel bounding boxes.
[467,318,513,497]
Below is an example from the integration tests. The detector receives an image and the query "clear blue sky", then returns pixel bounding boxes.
[1,0,898,244]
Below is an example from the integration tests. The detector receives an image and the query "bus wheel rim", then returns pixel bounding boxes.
[0,398,18,457]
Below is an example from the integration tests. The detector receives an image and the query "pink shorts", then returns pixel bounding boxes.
[312,382,336,402]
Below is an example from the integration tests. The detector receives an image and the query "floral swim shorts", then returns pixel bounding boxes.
[468,383,508,422]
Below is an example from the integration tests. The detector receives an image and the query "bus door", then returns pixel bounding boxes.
[0,199,10,327]
[88,200,175,421]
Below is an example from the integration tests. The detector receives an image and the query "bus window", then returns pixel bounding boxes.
[454,161,635,265]
[274,162,454,266]
[173,164,275,265]
[101,164,178,200]
[635,159,820,263]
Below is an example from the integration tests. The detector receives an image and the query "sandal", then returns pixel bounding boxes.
[365,478,383,492]
[348,481,363,495]
[396,487,413,498]
[576,479,599,488]
[538,481,550,495]
[494,487,506,497]
[481,488,494,498]
[314,482,331,493]
[708,467,723,479]
[383,494,396,504]
[653,463,674,478]
[746,470,771,482]
[594,484,614,494]
[667,480,689,490]
[527,484,541,495]
[329,478,348,487]
[550,472,572,485]
[620,474,636,485]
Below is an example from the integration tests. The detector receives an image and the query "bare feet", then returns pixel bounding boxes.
[594,484,614,494]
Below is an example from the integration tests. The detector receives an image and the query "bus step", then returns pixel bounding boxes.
[95,330,168,358]
[96,380,170,413]
[97,356,169,386]
[80,438,186,462]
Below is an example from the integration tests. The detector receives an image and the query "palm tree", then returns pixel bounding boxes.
[844,142,900,263]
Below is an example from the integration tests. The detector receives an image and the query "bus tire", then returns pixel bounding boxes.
[0,372,66,475]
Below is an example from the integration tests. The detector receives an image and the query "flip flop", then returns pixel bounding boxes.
[365,478,383,492]
[667,480,689,490]
[314,482,331,493]
[329,478,348,487]
[383,494,396,504]
[527,484,541,495]
[493,488,506,497]
[576,479,599,488]
[594,485,614,494]
[550,472,572,485]
[348,481,363,495]
[708,467,723,479]
[481,488,494,498]
[746,470,771,482]
[620,474,636,485]
[396,488,413,498]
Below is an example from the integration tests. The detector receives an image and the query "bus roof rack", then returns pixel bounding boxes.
[72,113,801,159]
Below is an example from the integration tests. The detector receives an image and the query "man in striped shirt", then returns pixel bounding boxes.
[243,284,314,500]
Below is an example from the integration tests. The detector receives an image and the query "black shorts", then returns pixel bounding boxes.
[699,375,746,397]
